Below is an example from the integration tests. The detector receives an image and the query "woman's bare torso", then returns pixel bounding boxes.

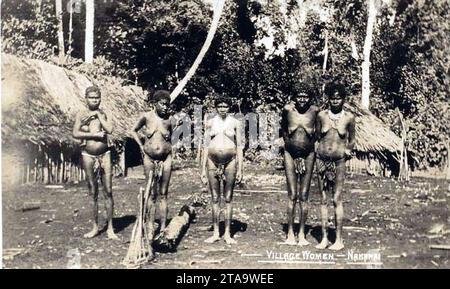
[316,110,350,161]
[283,105,317,158]
[143,111,172,161]
[207,115,237,165]
[83,112,109,155]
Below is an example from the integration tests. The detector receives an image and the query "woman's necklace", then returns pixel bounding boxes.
[328,109,343,128]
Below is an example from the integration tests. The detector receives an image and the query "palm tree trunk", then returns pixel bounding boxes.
[361,0,377,110]
[322,33,329,93]
[55,0,65,63]
[68,0,74,57]
[85,0,94,63]
[170,0,225,103]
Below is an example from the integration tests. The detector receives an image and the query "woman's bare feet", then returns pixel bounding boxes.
[204,234,221,243]
[282,232,297,245]
[329,240,344,251]
[107,229,120,240]
[315,239,329,250]
[83,225,100,239]
[106,222,120,240]
[297,237,310,247]
[224,235,237,245]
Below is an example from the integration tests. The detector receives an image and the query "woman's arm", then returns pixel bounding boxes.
[235,119,244,179]
[200,120,210,184]
[347,115,356,151]
[73,112,104,140]
[130,113,147,153]
[201,121,211,173]
[97,111,113,134]
[170,114,184,134]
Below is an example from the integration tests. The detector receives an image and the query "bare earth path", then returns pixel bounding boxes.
[3,161,449,268]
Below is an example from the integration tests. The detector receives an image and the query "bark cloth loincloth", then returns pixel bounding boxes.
[81,150,111,180]
[211,157,236,181]
[294,158,306,176]
[316,158,337,191]
[152,160,164,181]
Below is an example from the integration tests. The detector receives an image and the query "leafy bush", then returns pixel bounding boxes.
[1,0,57,60]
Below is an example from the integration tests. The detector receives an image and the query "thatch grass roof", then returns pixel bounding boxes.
[1,54,147,148]
[345,101,401,159]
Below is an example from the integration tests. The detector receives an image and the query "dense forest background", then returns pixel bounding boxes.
[1,0,449,171]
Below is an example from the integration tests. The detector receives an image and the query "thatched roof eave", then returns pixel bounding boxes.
[344,101,401,156]
[1,54,147,148]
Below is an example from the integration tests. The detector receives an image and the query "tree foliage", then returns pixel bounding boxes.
[1,0,57,59]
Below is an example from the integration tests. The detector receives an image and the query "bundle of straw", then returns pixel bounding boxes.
[122,187,153,268]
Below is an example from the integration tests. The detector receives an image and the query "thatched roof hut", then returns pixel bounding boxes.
[345,101,401,157]
[1,54,147,185]
[344,101,402,176]
[1,54,147,147]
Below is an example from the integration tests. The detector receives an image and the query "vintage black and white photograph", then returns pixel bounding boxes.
[1,0,449,270]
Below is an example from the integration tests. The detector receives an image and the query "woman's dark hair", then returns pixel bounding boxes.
[85,86,101,97]
[214,96,233,107]
[293,82,316,97]
[148,89,170,103]
[324,82,346,98]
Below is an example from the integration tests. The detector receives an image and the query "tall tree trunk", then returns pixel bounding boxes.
[361,0,377,110]
[396,108,409,181]
[119,149,127,177]
[322,34,329,73]
[170,0,225,103]
[68,0,74,57]
[85,0,94,63]
[350,34,359,61]
[55,0,65,63]
[321,33,329,93]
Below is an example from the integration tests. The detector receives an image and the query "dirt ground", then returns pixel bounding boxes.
[2,160,450,269]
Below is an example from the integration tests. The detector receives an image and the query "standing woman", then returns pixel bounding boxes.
[201,96,243,244]
[315,82,356,251]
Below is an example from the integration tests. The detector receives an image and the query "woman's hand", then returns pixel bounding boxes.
[94,131,106,140]
[81,113,97,125]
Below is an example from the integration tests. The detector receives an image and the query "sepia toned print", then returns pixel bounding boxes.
[1,0,449,269]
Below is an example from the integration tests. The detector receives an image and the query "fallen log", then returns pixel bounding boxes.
[153,191,209,251]
[45,185,64,189]
[154,205,196,251]
[15,201,41,212]
[3,248,27,260]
